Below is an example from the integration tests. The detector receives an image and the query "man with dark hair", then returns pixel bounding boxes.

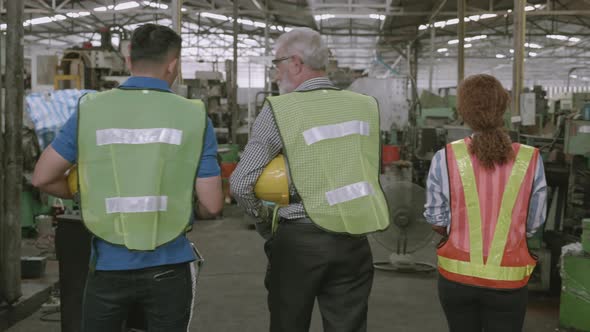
[33,24,223,331]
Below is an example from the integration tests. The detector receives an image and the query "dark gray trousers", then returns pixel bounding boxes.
[81,262,194,332]
[438,275,528,332]
[267,222,374,332]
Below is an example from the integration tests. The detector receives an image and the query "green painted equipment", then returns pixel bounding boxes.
[560,253,590,331]
[564,120,590,156]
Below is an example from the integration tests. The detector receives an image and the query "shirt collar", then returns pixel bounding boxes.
[294,77,336,92]
[119,76,172,92]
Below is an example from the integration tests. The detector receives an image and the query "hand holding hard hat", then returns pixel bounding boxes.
[254,154,289,206]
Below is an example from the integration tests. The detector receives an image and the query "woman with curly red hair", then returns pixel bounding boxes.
[424,74,547,332]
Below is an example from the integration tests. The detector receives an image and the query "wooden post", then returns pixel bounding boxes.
[1,0,24,304]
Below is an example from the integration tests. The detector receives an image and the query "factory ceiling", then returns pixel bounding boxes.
[3,0,590,84]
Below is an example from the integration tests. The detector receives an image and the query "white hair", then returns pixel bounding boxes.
[274,27,329,70]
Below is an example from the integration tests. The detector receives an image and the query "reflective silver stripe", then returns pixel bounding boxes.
[325,181,375,206]
[105,196,168,214]
[302,120,370,146]
[96,128,183,146]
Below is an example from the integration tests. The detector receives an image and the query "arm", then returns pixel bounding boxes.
[195,117,223,219]
[229,105,282,218]
[526,155,547,237]
[32,112,78,198]
[196,176,223,219]
[32,145,73,198]
[424,149,451,235]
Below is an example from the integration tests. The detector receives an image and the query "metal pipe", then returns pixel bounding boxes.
[512,0,526,123]
[429,27,435,92]
[231,0,238,144]
[457,0,465,84]
[10,8,590,16]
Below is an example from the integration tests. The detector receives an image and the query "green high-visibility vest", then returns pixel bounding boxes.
[266,89,390,235]
[77,88,207,250]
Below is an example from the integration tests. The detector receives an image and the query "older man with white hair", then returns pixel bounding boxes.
[231,27,390,332]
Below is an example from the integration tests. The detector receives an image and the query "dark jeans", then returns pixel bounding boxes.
[268,222,374,332]
[81,262,195,332]
[438,275,528,332]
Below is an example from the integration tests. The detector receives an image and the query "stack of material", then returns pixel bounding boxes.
[559,242,590,331]
[25,89,95,148]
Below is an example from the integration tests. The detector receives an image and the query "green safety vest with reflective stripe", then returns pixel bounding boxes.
[77,88,206,250]
[266,89,390,235]
[437,139,538,288]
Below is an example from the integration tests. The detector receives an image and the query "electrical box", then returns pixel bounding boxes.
[564,120,590,155]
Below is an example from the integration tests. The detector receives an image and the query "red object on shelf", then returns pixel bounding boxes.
[221,162,238,179]
[382,145,400,165]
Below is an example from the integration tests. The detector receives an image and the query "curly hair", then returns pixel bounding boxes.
[457,74,514,169]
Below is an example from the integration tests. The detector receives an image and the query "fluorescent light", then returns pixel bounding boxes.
[570,74,578,78]
[0,23,6,30]
[143,1,168,9]
[284,27,293,32]
[446,18,459,25]
[569,37,581,43]
[314,14,335,21]
[369,14,386,20]
[181,7,187,12]
[468,15,480,21]
[437,48,448,53]
[534,4,543,9]
[448,39,459,45]
[114,1,139,10]
[496,54,506,58]
[94,6,107,11]
[546,34,568,41]
[201,12,229,20]
[529,52,537,57]
[433,21,446,28]
[480,14,497,19]
[525,42,542,49]
[464,43,472,48]
[525,6,535,11]
[418,24,428,30]
[510,49,514,53]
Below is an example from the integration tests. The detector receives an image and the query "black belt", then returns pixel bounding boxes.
[280,217,313,224]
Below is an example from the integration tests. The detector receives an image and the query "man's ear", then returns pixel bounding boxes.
[289,55,303,75]
[167,57,179,75]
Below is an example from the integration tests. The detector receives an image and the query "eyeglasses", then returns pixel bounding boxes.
[271,55,293,66]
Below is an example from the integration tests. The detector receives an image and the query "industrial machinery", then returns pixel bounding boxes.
[56,26,128,90]
[183,70,230,143]
[372,177,435,273]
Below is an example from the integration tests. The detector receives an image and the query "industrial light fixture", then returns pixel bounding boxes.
[496,54,506,58]
[143,1,168,9]
[529,52,538,57]
[437,48,448,53]
[114,1,140,10]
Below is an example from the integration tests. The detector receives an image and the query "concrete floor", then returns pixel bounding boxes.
[8,204,561,332]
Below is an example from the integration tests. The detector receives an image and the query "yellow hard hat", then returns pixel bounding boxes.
[254,154,289,206]
[67,165,78,195]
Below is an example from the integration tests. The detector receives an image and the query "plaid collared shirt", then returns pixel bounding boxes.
[230,77,336,219]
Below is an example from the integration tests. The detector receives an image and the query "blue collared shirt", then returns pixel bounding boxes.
[51,76,220,270]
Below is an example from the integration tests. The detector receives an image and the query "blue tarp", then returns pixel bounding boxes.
[25,89,96,148]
